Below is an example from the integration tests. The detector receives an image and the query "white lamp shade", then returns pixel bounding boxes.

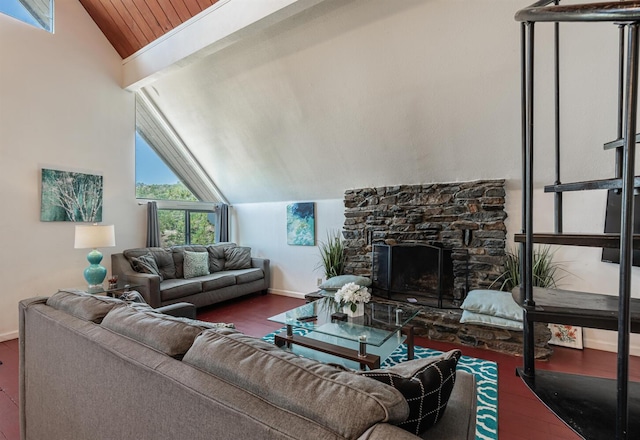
[74,225,116,249]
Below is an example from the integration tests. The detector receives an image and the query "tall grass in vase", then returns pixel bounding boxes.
[317,230,346,279]
[491,245,567,292]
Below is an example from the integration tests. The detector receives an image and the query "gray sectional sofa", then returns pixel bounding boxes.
[111,242,269,309]
[19,292,477,440]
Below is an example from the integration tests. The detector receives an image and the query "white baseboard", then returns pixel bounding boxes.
[584,338,640,357]
[0,330,18,342]
[268,289,306,299]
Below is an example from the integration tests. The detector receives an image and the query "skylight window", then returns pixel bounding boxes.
[0,0,54,32]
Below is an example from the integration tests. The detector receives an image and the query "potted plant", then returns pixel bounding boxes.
[491,245,567,291]
[317,230,346,280]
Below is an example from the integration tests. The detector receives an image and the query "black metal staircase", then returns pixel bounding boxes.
[515,1,640,438]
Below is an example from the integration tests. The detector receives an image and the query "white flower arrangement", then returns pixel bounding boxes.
[334,282,371,312]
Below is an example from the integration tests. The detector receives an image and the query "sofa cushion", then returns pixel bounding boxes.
[46,290,123,323]
[201,273,237,291]
[130,253,163,280]
[359,350,461,435]
[101,306,219,358]
[207,242,236,273]
[183,250,210,279]
[182,330,409,439]
[123,248,176,280]
[224,246,252,270]
[159,278,203,302]
[233,268,264,284]
[171,245,208,278]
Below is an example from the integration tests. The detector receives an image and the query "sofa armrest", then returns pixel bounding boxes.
[156,302,197,319]
[111,253,162,308]
[251,258,270,291]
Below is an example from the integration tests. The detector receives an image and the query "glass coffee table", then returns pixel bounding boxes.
[268,297,421,370]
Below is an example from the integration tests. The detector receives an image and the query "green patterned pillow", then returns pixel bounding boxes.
[183,250,210,279]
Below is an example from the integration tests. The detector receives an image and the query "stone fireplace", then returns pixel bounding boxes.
[342,180,507,301]
[340,180,552,358]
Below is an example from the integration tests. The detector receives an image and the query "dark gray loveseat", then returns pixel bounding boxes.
[111,242,269,309]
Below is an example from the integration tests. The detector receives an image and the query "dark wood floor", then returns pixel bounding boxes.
[2,293,640,440]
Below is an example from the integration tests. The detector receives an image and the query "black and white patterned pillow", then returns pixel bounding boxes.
[360,349,461,435]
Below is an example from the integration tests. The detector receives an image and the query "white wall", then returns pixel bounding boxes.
[232,199,344,297]
[0,0,144,341]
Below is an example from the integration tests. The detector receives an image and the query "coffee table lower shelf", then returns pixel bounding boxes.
[274,324,414,370]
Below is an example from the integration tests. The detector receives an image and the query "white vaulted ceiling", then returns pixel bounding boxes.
[123,0,618,204]
[129,0,519,202]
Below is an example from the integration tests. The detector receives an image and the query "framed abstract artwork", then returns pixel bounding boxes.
[548,323,583,349]
[286,202,315,246]
[40,168,103,222]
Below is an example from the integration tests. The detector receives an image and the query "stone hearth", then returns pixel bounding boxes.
[373,297,553,359]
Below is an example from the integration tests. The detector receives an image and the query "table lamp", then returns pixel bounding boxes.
[74,224,116,288]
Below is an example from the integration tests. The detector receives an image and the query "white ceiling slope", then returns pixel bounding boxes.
[142,0,620,204]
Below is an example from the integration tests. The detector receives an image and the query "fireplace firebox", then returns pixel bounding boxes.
[371,243,467,309]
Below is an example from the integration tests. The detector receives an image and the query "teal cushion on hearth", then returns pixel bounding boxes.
[460,289,523,321]
[319,275,372,291]
[460,310,523,331]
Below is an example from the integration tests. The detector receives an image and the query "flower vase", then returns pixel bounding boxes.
[343,302,365,318]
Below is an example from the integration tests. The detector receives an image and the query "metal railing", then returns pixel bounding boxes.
[516,2,640,438]
[517,0,640,22]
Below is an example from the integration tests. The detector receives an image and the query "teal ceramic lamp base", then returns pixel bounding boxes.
[84,248,107,288]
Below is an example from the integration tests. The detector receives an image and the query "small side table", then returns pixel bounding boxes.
[60,282,140,298]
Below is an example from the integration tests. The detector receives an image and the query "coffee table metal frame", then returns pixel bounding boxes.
[270,298,419,370]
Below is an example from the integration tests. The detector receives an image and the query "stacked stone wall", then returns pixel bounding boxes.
[342,180,507,296]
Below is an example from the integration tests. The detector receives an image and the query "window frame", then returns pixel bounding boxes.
[141,199,218,247]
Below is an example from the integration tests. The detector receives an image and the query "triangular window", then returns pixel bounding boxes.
[0,0,54,32]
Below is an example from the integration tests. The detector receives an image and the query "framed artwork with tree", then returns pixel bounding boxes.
[40,168,103,222]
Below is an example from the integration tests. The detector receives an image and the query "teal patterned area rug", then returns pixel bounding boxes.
[263,329,498,440]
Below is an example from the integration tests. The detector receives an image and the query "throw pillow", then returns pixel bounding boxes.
[460,289,523,321]
[224,246,252,270]
[183,250,210,279]
[148,248,176,280]
[359,349,461,435]
[319,275,372,291]
[460,310,523,331]
[207,243,236,272]
[130,253,163,281]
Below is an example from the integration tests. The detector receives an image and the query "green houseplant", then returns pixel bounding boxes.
[317,230,346,279]
[491,245,567,292]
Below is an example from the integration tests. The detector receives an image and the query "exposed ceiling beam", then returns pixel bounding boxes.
[121,0,328,90]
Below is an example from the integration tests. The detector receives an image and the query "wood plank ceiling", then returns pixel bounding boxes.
[78,0,220,59]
